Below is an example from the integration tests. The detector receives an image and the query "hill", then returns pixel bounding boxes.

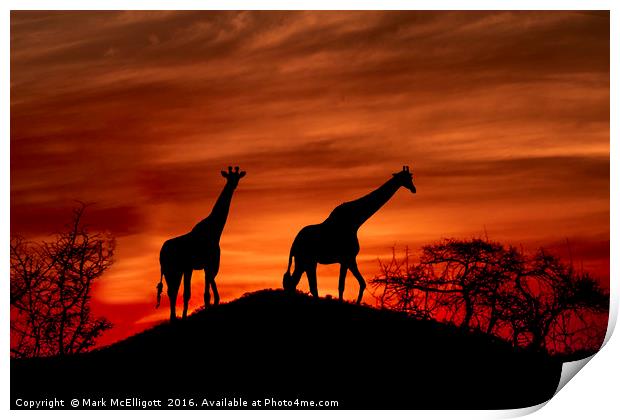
[11,289,562,409]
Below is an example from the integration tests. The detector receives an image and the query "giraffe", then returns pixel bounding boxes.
[156,166,246,321]
[283,166,416,304]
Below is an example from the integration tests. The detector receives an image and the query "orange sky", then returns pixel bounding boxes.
[11,11,609,345]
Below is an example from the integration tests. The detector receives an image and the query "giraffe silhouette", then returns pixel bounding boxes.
[156,166,246,320]
[283,166,416,304]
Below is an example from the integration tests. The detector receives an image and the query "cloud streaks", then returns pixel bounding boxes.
[11,11,609,344]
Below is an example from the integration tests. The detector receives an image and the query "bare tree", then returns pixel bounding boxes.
[496,250,608,351]
[372,247,438,319]
[370,239,609,355]
[10,205,114,358]
[418,239,507,330]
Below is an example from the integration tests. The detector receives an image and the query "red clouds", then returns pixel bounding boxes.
[11,11,609,345]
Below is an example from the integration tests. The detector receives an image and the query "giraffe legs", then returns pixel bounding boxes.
[338,263,348,301]
[285,265,305,293]
[182,270,192,319]
[203,249,221,308]
[306,263,319,298]
[203,269,211,308]
[349,260,366,305]
[204,264,220,308]
[166,271,182,321]
[211,279,220,306]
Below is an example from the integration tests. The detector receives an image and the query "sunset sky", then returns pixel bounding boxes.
[11,11,609,345]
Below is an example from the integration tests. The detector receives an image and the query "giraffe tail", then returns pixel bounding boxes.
[155,270,164,309]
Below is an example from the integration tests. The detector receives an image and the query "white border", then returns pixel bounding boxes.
[2,2,617,419]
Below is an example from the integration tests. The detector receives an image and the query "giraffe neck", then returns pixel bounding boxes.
[326,176,401,229]
[193,182,236,239]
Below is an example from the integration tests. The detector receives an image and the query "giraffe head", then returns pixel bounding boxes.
[393,165,416,193]
[221,166,246,188]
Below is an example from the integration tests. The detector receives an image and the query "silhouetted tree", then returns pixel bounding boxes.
[373,247,437,319]
[496,249,608,351]
[419,239,509,330]
[10,205,114,358]
[370,238,609,355]
[372,239,513,331]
